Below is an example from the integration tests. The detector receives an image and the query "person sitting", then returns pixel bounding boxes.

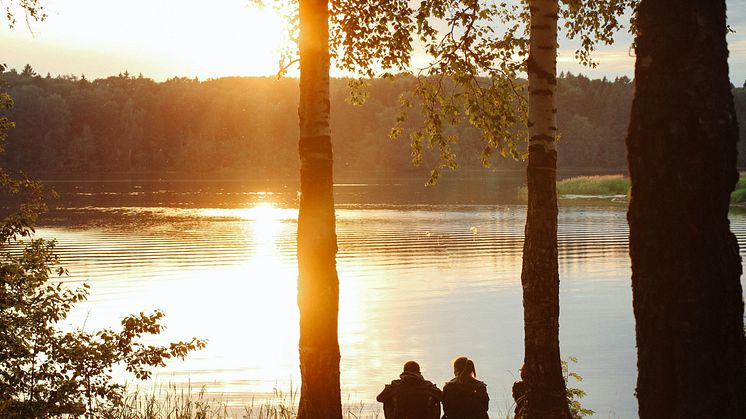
[511,363,528,418]
[376,360,443,419]
[442,357,489,419]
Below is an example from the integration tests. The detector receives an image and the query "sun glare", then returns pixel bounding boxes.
[3,0,291,79]
[184,6,288,77]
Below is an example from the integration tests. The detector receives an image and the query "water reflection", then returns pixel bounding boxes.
[36,198,746,419]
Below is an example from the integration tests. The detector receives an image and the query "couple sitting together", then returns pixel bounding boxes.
[376,357,489,419]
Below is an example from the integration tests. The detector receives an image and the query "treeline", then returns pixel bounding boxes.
[2,65,745,179]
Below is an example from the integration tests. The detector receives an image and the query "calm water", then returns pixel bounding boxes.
[32,179,746,419]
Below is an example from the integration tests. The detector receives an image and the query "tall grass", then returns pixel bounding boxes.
[97,384,383,419]
[556,175,629,196]
[549,173,746,204]
[516,175,629,200]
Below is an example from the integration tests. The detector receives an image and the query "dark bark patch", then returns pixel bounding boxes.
[530,89,553,96]
[527,56,557,84]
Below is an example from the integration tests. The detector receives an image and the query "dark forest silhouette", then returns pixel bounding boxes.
[6,67,745,181]
[0,68,668,178]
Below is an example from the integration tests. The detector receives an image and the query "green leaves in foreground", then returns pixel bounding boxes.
[0,237,206,418]
[326,0,635,184]
[562,357,595,419]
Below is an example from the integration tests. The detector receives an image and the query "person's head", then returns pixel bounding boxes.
[519,363,527,381]
[452,356,477,382]
[403,360,420,374]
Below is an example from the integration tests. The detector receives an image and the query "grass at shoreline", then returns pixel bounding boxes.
[98,385,522,419]
[99,384,386,419]
[517,174,629,200]
[517,173,746,205]
[556,175,629,196]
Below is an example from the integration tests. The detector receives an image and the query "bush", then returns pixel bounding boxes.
[562,357,594,419]
[0,236,206,418]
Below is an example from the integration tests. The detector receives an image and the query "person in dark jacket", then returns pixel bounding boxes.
[442,357,489,419]
[511,363,528,419]
[377,361,443,419]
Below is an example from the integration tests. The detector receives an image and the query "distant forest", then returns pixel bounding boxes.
[2,65,746,179]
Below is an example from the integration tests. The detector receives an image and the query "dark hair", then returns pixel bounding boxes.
[453,356,477,383]
[403,360,420,373]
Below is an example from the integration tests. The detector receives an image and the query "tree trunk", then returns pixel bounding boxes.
[627,1,746,418]
[519,1,571,418]
[296,0,343,418]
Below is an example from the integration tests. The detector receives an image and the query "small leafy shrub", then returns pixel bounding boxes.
[562,357,594,419]
[0,237,206,418]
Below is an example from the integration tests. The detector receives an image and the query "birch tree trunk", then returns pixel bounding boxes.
[519,0,571,418]
[627,1,746,417]
[296,0,343,418]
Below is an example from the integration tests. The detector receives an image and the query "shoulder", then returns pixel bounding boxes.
[424,380,443,394]
[442,381,461,395]
[423,379,440,388]
[376,380,402,402]
[474,380,488,392]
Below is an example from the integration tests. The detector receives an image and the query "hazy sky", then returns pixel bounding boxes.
[2,0,745,83]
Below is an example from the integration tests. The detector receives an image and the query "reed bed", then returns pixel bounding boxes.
[98,384,383,419]
[555,175,629,196]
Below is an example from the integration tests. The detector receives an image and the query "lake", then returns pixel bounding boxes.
[31,178,746,419]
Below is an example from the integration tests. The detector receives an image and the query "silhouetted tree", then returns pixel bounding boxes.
[296,0,343,419]
[8,71,742,177]
[519,1,571,417]
[626,1,746,417]
[20,64,36,78]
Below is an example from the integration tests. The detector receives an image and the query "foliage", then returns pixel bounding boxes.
[556,175,629,196]
[0,64,206,419]
[1,70,649,179]
[3,0,47,29]
[0,63,47,243]
[561,357,594,419]
[0,239,205,418]
[327,0,637,183]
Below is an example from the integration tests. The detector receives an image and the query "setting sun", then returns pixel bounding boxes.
[0,0,290,79]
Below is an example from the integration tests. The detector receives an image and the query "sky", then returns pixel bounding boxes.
[1,0,746,84]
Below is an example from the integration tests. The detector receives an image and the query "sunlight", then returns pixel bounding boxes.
[121,202,301,394]
[183,5,288,77]
[3,0,290,79]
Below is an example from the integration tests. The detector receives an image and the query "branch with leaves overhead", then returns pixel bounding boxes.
[271,0,636,183]
[3,0,47,31]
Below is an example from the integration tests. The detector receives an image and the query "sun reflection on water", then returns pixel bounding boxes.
[41,196,655,417]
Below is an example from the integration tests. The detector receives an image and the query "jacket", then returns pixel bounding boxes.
[442,379,489,419]
[377,371,443,419]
